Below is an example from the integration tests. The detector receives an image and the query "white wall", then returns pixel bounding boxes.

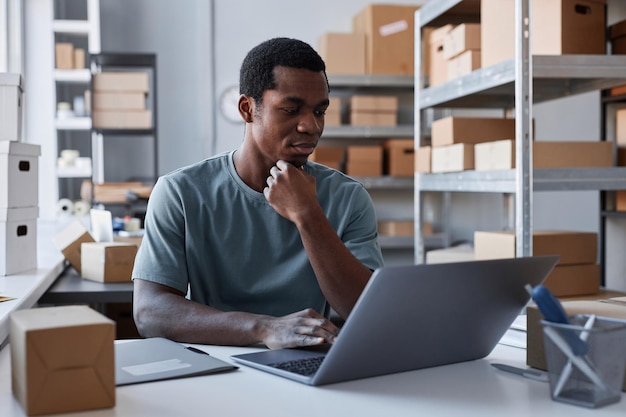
[99,0,213,175]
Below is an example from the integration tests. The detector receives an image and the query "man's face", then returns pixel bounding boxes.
[248,66,329,168]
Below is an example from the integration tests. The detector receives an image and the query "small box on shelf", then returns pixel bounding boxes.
[481,0,606,68]
[352,4,420,75]
[346,145,382,176]
[431,143,474,173]
[384,139,414,177]
[317,32,366,75]
[55,42,74,69]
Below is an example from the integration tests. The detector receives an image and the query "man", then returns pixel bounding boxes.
[132,37,383,349]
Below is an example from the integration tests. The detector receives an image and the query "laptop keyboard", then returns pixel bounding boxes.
[268,356,325,376]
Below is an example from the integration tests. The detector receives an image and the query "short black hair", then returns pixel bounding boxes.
[239,37,328,103]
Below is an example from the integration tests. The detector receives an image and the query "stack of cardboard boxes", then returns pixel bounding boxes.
[92,72,152,129]
[0,74,40,276]
[475,230,601,297]
[318,4,419,77]
[427,0,607,86]
[350,95,398,127]
[429,116,516,173]
[317,4,416,132]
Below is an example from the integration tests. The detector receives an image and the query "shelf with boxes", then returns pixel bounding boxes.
[414,0,626,293]
[52,0,100,209]
[0,74,40,276]
[86,53,158,222]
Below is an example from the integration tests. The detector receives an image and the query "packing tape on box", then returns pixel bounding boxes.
[56,199,74,216]
[73,200,91,216]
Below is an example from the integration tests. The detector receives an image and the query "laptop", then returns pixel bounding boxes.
[231,255,559,386]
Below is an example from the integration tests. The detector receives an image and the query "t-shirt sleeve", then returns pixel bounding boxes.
[132,176,190,294]
[341,185,384,271]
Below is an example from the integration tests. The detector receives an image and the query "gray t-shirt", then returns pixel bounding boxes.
[132,150,383,317]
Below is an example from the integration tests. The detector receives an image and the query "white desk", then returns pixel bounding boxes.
[1,342,625,417]
[0,220,66,347]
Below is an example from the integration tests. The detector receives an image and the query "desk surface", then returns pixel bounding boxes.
[38,266,134,305]
[1,342,625,417]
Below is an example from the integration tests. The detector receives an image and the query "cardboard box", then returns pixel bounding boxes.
[442,23,481,60]
[88,181,153,204]
[384,139,414,177]
[309,146,344,170]
[350,95,398,113]
[345,161,382,177]
[474,139,614,170]
[610,20,626,54]
[52,221,95,274]
[73,48,85,69]
[431,143,474,173]
[618,109,626,146]
[318,32,366,75]
[527,295,626,392]
[55,42,74,69]
[431,117,516,147]
[113,234,143,248]
[81,242,138,283]
[428,24,453,87]
[426,244,475,264]
[415,146,432,173]
[0,73,23,141]
[447,50,481,81]
[93,92,146,110]
[542,263,600,297]
[481,0,607,68]
[617,190,626,212]
[0,142,40,209]
[325,97,342,126]
[474,230,598,265]
[0,207,37,276]
[353,4,420,75]
[378,220,414,237]
[347,145,383,162]
[10,305,115,415]
[350,112,397,127]
[346,146,382,176]
[93,72,150,92]
[92,110,152,129]
[534,141,613,168]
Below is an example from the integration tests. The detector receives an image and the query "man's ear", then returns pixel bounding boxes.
[238,95,255,123]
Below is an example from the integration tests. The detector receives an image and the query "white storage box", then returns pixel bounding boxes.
[0,73,24,141]
[0,141,40,208]
[0,207,38,276]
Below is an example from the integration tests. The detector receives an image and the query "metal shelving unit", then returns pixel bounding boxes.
[414,0,626,273]
[53,0,101,202]
[88,53,158,219]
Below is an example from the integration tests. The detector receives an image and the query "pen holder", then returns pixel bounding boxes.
[542,315,626,408]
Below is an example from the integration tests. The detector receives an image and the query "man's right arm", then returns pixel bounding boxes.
[132,278,338,349]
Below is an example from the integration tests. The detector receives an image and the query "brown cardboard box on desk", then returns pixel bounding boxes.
[52,220,95,274]
[9,305,116,415]
[81,242,137,283]
[526,293,626,391]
